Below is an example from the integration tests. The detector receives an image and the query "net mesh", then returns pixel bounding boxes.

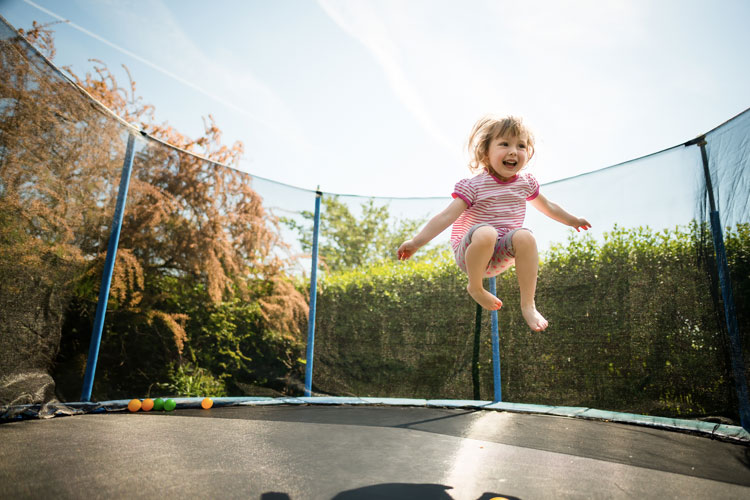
[0,18,126,406]
[1,15,748,423]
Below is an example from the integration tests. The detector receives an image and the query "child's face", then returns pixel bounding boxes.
[486,133,531,180]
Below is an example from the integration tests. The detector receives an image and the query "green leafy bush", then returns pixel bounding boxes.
[157,362,228,398]
[311,223,749,421]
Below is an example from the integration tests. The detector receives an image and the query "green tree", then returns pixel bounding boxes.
[283,196,430,273]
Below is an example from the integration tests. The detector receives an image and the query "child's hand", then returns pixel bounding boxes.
[397,240,419,260]
[573,218,592,232]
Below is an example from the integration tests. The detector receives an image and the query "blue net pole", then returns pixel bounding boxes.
[489,277,502,402]
[304,190,323,397]
[80,133,136,402]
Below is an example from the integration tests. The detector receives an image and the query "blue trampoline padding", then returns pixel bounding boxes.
[3,396,748,443]
[361,397,428,406]
[427,399,495,409]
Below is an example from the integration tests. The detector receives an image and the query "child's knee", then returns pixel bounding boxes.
[512,229,536,249]
[470,226,498,246]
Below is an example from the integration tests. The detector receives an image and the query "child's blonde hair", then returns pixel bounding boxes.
[467,115,535,174]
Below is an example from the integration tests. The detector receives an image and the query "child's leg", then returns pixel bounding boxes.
[512,229,549,331]
[464,226,503,310]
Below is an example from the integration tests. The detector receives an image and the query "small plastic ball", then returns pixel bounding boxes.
[153,398,165,411]
[127,399,142,412]
[201,397,213,409]
[164,398,176,412]
[141,398,154,412]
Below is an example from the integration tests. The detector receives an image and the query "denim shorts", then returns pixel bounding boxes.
[454,224,528,278]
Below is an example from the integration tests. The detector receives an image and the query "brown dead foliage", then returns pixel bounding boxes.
[1,20,307,401]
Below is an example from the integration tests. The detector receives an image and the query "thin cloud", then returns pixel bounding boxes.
[317,0,457,158]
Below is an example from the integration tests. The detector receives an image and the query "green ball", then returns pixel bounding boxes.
[153,398,165,411]
[164,398,176,412]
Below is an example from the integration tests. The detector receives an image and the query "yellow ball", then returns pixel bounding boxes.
[141,398,154,412]
[127,399,142,412]
[201,397,213,409]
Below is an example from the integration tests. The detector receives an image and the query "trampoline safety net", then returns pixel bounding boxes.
[1,15,748,425]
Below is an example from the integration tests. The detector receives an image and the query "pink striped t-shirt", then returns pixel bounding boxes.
[450,171,540,251]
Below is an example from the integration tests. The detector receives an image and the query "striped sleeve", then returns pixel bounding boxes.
[525,173,540,201]
[452,178,475,207]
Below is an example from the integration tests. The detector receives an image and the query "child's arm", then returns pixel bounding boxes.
[529,193,591,232]
[398,197,468,260]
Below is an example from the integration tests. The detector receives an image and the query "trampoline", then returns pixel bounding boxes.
[2,397,749,499]
[2,13,750,500]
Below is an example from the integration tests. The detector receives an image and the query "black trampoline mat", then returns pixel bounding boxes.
[1,405,748,499]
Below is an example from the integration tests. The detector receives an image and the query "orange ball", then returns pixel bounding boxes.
[201,397,213,410]
[127,399,142,412]
[141,398,154,412]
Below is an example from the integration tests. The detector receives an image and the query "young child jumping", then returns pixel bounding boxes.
[397,115,591,332]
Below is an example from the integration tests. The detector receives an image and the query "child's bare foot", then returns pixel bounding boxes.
[522,305,549,331]
[467,285,503,311]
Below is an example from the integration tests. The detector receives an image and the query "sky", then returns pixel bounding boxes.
[1,0,749,199]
